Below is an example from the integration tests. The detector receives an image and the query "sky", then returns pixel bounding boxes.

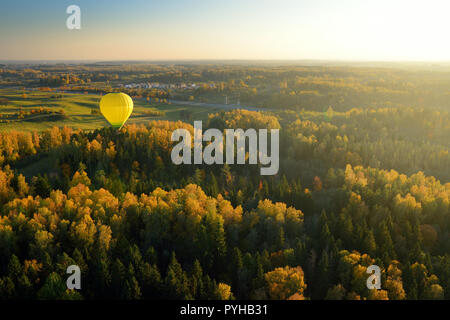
[1,0,450,61]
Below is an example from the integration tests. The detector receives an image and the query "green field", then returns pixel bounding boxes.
[0,88,218,132]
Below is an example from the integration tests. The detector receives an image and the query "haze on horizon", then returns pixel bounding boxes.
[1,0,450,62]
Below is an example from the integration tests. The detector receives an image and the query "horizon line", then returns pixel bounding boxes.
[1,58,450,64]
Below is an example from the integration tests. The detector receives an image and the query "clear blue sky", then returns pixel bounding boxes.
[1,0,449,61]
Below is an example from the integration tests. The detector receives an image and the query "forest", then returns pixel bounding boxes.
[0,63,449,300]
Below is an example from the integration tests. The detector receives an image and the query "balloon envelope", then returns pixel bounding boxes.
[99,93,133,129]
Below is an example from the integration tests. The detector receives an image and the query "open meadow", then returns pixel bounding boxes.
[0,88,218,132]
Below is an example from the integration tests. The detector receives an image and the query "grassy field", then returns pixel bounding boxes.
[0,88,219,132]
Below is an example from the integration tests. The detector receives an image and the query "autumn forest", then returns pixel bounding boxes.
[0,62,448,300]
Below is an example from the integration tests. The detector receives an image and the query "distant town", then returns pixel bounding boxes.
[119,82,209,90]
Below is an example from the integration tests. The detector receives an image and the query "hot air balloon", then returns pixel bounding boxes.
[99,93,133,129]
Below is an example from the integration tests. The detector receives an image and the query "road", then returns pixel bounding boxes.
[166,99,266,112]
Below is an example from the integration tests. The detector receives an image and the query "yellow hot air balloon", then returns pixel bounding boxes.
[99,93,133,129]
